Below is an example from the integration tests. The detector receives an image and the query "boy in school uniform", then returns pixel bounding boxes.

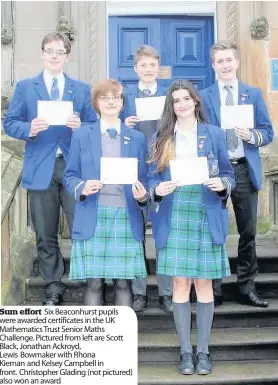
[199,40,274,308]
[122,45,173,312]
[4,32,97,306]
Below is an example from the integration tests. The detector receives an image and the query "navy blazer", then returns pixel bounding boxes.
[199,81,274,191]
[4,72,97,190]
[148,123,236,249]
[64,120,148,241]
[121,82,168,130]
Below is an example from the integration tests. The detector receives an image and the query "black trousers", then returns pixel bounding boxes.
[28,157,75,296]
[214,162,258,295]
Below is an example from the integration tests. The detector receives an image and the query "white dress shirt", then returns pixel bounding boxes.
[218,79,246,159]
[43,70,65,156]
[138,81,157,96]
[43,70,65,100]
[174,120,198,159]
[100,119,121,136]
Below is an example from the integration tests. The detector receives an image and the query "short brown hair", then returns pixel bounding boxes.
[92,79,124,115]
[210,40,238,62]
[134,45,160,65]
[41,32,71,54]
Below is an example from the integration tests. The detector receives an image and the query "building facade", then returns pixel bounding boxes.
[1,1,278,234]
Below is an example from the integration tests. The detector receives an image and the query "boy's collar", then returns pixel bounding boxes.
[138,81,157,95]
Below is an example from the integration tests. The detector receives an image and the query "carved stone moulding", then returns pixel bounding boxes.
[1,26,13,45]
[250,16,270,40]
[56,16,75,42]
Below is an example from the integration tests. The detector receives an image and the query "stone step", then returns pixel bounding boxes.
[138,327,278,363]
[26,273,278,303]
[23,299,278,330]
[138,360,278,384]
[31,236,278,276]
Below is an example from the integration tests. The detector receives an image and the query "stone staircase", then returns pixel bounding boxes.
[25,233,278,384]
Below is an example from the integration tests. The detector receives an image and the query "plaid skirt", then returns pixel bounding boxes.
[157,185,230,279]
[70,205,146,280]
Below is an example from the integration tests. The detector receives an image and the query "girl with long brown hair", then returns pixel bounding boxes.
[148,80,235,375]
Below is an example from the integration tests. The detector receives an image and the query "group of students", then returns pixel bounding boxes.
[4,32,274,376]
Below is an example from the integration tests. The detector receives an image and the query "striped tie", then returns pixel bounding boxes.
[224,85,238,152]
[142,89,152,97]
[50,78,60,101]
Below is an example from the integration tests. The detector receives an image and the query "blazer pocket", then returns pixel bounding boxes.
[72,202,87,233]
[22,155,34,184]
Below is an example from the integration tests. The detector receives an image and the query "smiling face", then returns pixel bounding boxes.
[41,39,69,76]
[134,55,160,87]
[172,88,196,120]
[212,49,239,83]
[97,92,123,119]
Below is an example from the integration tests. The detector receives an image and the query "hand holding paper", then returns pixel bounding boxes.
[101,157,138,184]
[170,157,209,186]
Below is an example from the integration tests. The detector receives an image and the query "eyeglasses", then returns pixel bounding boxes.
[98,95,123,102]
[43,49,67,57]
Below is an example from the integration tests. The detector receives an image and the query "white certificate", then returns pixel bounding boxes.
[170,157,209,186]
[37,101,73,125]
[220,105,254,129]
[100,157,138,185]
[135,96,166,121]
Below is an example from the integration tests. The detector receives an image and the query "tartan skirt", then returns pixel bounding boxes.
[157,185,230,279]
[70,205,146,280]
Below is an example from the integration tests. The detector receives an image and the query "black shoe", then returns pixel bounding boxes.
[214,295,223,307]
[133,294,148,312]
[238,291,269,308]
[179,352,195,375]
[159,295,173,312]
[196,352,212,375]
[42,293,62,306]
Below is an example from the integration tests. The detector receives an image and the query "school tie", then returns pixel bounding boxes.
[50,78,60,101]
[106,128,117,138]
[224,85,238,152]
[142,89,152,97]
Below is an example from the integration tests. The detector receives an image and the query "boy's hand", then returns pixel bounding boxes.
[30,118,49,137]
[125,116,140,128]
[81,180,103,196]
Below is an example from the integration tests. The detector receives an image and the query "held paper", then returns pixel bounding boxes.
[135,96,166,121]
[37,100,73,125]
[220,105,254,129]
[101,157,138,184]
[170,157,209,186]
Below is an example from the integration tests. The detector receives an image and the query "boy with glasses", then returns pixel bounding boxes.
[4,32,97,306]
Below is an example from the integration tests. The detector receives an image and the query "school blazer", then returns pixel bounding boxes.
[64,120,148,241]
[199,81,274,191]
[4,72,97,190]
[148,123,236,249]
[121,82,168,129]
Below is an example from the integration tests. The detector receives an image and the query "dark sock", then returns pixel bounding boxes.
[196,301,214,354]
[173,301,192,354]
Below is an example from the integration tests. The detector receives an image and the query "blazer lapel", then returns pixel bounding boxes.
[33,72,50,100]
[89,121,102,174]
[197,123,208,157]
[238,82,249,105]
[209,82,221,126]
[120,123,132,158]
[62,74,75,101]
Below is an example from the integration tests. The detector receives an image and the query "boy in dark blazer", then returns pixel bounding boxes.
[121,45,172,312]
[199,40,274,308]
[4,32,97,306]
